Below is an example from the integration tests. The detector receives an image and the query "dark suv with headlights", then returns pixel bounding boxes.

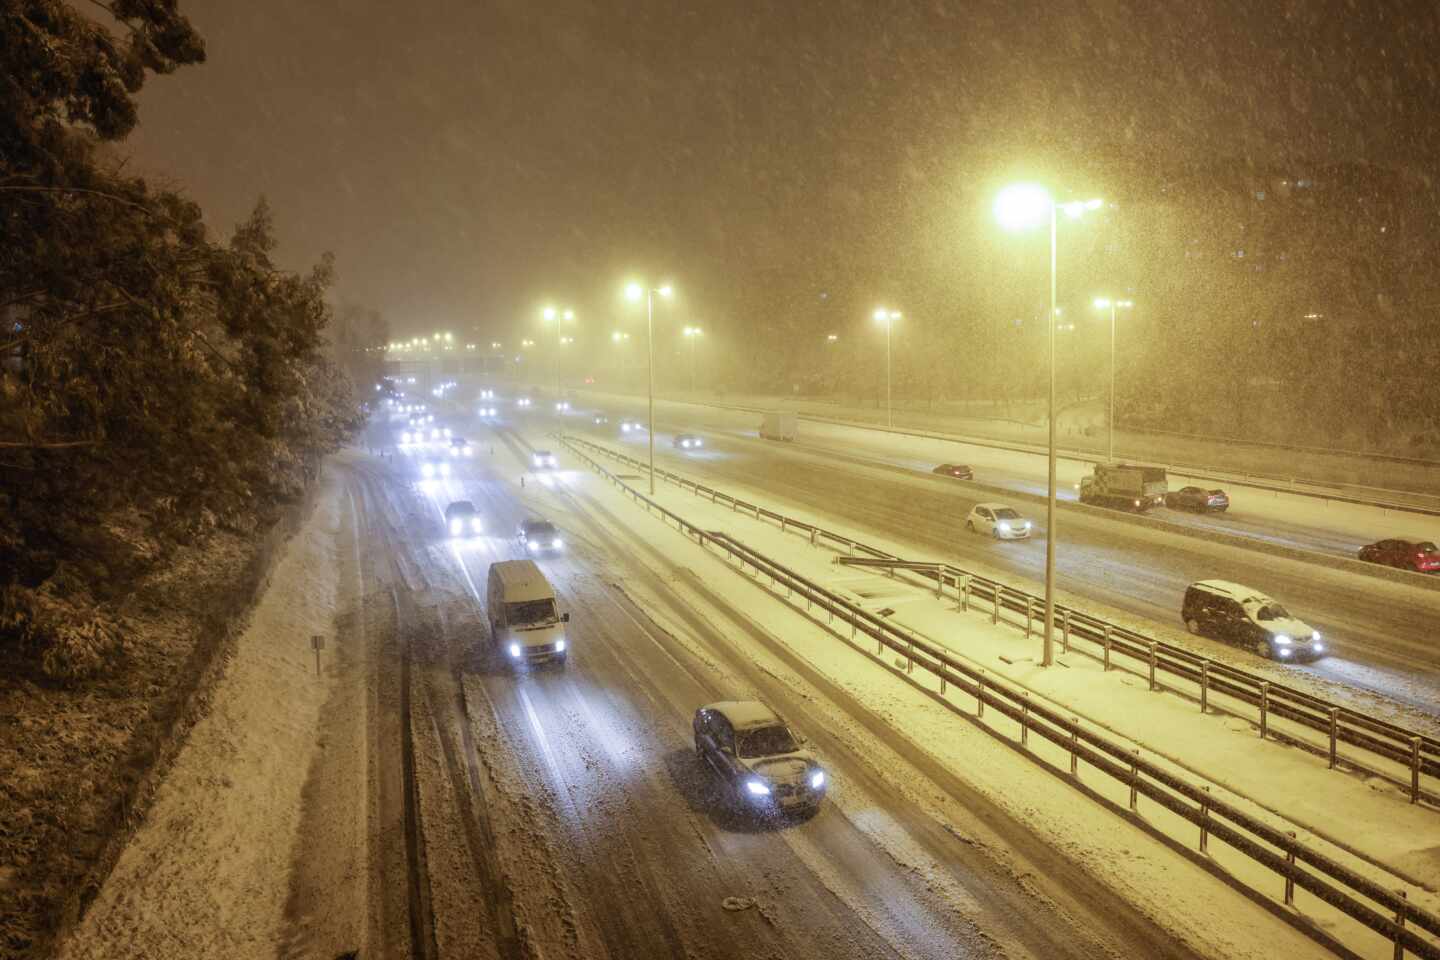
[1181,580,1324,660]
[693,701,827,815]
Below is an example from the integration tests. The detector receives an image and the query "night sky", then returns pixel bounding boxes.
[122,0,1440,341]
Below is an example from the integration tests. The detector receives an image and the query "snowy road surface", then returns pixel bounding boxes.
[355,430,1204,959]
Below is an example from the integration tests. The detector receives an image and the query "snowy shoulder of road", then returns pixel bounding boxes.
[59,466,361,960]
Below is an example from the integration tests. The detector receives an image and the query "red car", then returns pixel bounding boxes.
[1358,539,1440,572]
[1165,486,1230,513]
[932,463,974,480]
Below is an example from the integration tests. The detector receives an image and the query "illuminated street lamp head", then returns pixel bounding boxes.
[563,309,575,321]
[995,183,1052,231]
[624,282,644,302]
[658,284,674,299]
[542,306,557,321]
[1060,197,1105,220]
[444,332,453,341]
[873,307,901,325]
[827,334,839,342]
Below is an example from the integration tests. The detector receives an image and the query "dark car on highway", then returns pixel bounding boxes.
[693,701,827,815]
[1358,539,1440,573]
[1165,486,1229,513]
[932,463,973,480]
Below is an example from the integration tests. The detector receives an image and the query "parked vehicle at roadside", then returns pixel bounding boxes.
[692,701,827,815]
[1181,580,1324,660]
[1165,485,1229,513]
[1358,539,1440,572]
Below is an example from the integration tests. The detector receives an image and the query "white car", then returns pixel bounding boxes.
[966,503,1032,540]
[532,450,558,469]
[555,401,571,412]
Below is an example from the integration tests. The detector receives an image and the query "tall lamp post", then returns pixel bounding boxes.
[625,281,675,494]
[872,307,901,427]
[682,325,703,393]
[995,184,1103,667]
[1092,297,1133,462]
[542,306,576,400]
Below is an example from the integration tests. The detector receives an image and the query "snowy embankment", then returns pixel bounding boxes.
[548,437,1439,960]
[58,467,363,960]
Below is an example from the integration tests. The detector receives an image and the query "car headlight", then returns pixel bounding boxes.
[401,432,411,443]
[551,538,563,549]
[471,518,483,533]
[555,639,566,652]
[810,770,825,789]
[1274,634,1291,645]
[464,447,473,457]
[508,643,522,658]
[439,462,451,476]
[527,540,540,551]
[443,428,452,438]
[745,780,771,797]
[422,463,435,477]
[998,522,1011,531]
[1313,642,1325,653]
[694,440,702,447]
[1311,631,1321,642]
[450,518,462,535]
[1278,647,1292,658]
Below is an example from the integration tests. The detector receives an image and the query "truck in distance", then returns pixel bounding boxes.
[759,411,797,441]
[1078,463,1168,511]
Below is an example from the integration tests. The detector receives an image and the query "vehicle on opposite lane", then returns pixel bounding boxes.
[1181,580,1325,660]
[620,418,644,433]
[673,433,704,450]
[1358,539,1440,572]
[532,450,559,469]
[965,503,1032,540]
[932,463,974,480]
[693,701,827,815]
[1165,485,1230,513]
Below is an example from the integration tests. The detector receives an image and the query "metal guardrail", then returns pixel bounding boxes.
[561,434,1440,806]
[559,434,1440,960]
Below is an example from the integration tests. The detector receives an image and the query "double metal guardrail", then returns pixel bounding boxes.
[559,434,1440,960]
[561,433,1440,806]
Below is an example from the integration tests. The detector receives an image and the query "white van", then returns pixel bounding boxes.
[486,559,570,665]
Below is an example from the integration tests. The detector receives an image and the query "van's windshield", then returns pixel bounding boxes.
[507,598,558,627]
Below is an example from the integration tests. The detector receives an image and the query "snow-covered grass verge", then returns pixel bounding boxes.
[552,439,1439,960]
[0,480,324,959]
[53,467,354,960]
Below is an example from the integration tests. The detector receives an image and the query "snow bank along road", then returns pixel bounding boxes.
[553,395,1440,713]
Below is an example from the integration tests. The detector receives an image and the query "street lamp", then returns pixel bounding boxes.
[624,280,675,494]
[1093,297,1134,462]
[872,308,901,427]
[542,306,577,400]
[682,325,703,393]
[995,183,1103,667]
